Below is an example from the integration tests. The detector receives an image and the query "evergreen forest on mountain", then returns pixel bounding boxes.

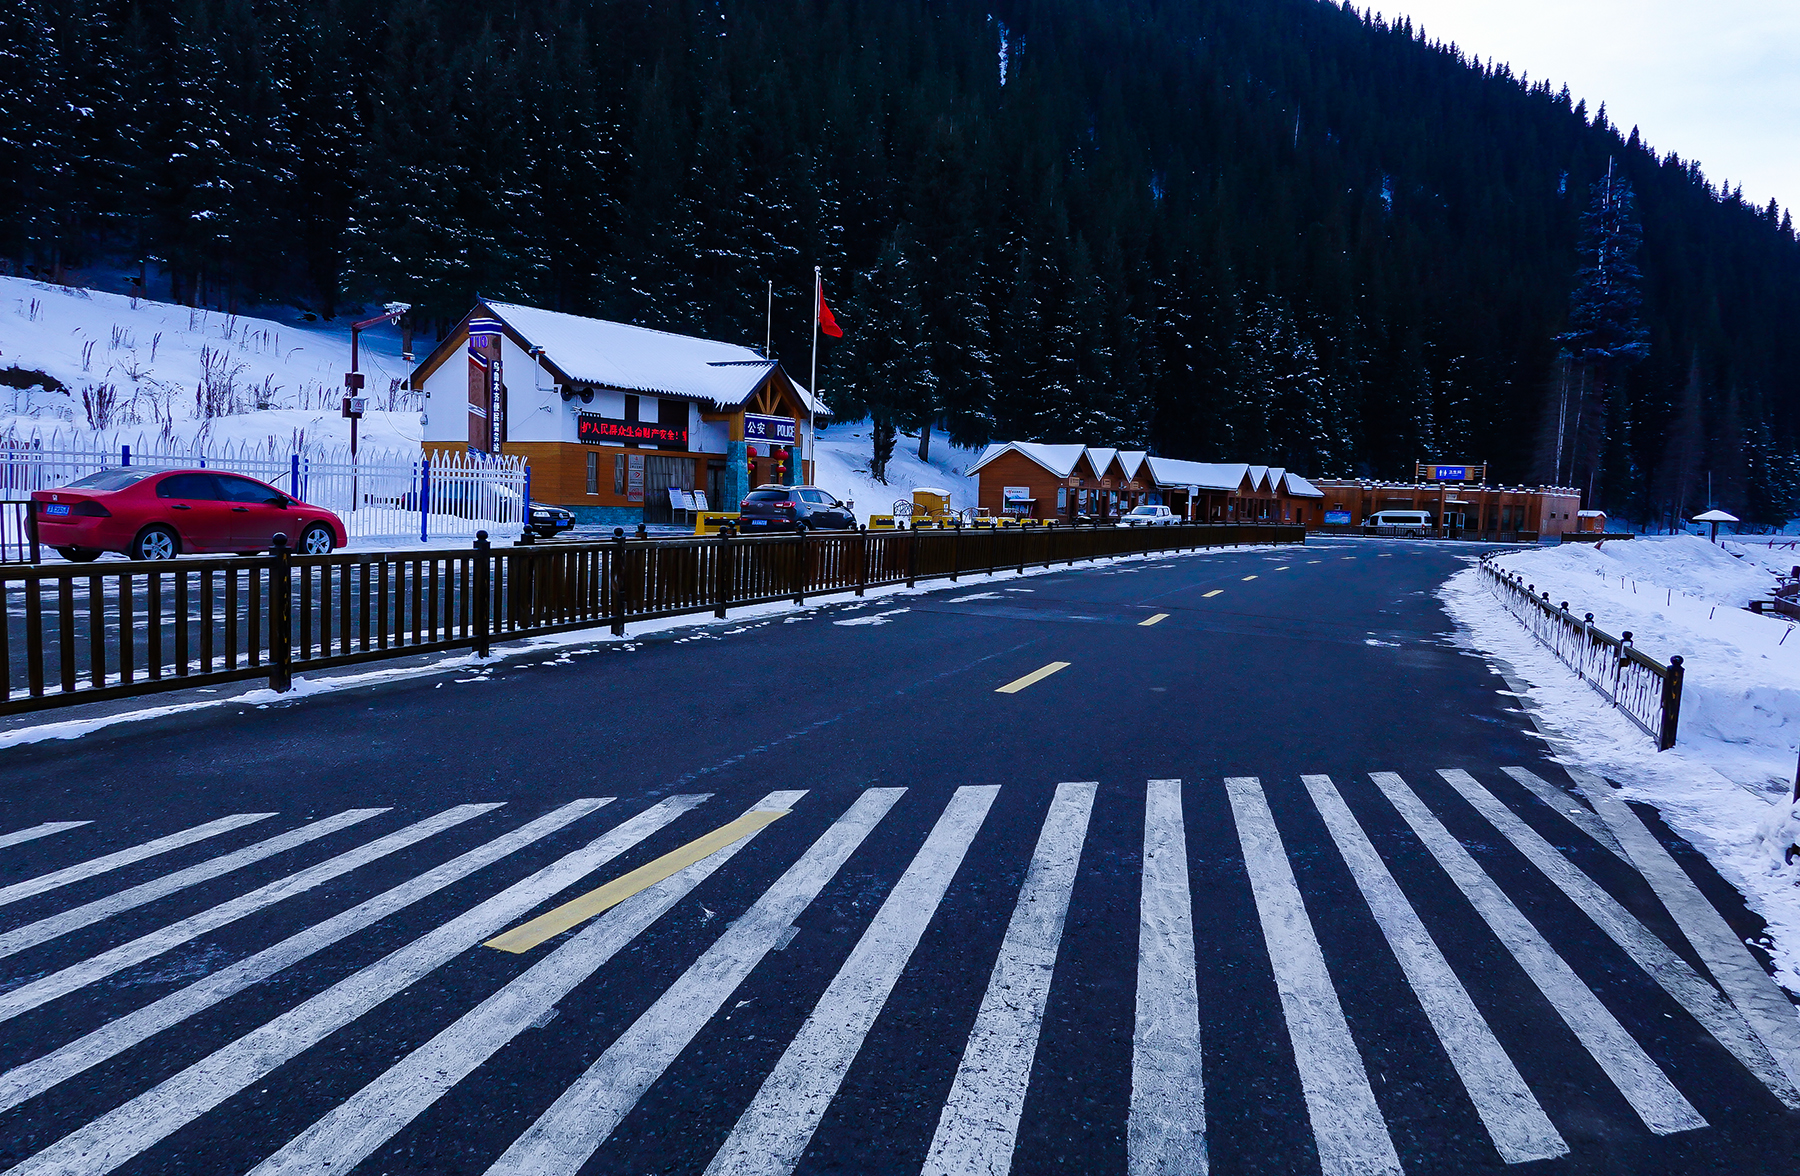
[4,0,1798,524]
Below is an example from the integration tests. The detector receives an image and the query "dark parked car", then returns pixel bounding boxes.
[736,485,856,532]
[31,467,347,561]
[526,501,576,538]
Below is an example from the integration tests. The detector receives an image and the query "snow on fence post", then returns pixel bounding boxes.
[419,457,430,544]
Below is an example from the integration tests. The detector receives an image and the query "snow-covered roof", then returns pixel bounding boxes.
[1140,457,1248,491]
[442,299,827,415]
[1117,451,1148,481]
[1282,472,1325,498]
[1245,465,1271,493]
[1578,509,1607,518]
[969,442,1090,478]
[1692,509,1738,522]
[1085,447,1120,476]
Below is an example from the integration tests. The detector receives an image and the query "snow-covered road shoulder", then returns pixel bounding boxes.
[1439,557,1800,995]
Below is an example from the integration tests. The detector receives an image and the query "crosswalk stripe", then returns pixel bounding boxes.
[1498,766,1626,860]
[486,808,792,953]
[1202,590,1222,598]
[484,788,900,1176]
[1226,776,1402,1176]
[7,794,712,1176]
[921,781,1096,1176]
[1127,779,1206,1176]
[0,809,383,961]
[705,786,1000,1176]
[1568,767,1800,1101]
[0,821,92,851]
[0,804,498,1026]
[251,791,807,1176]
[1301,774,1565,1164]
[0,798,613,1117]
[1139,613,1170,626]
[1370,772,1707,1135]
[1440,768,1800,1107]
[0,812,274,908]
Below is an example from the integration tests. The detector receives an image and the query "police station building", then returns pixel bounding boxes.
[411,300,826,526]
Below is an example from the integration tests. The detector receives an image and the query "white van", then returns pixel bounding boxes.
[1367,510,1434,537]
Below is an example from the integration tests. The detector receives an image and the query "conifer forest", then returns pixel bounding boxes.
[4,0,1798,524]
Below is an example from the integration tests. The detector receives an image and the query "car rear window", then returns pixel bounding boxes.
[156,472,221,500]
[743,490,791,503]
[64,468,156,491]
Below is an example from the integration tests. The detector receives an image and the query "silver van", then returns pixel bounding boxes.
[1367,509,1433,537]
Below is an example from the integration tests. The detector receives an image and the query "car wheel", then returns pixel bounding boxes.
[57,547,102,563]
[299,524,335,555]
[132,525,179,561]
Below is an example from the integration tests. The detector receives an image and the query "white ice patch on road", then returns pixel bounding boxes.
[832,609,910,627]
[948,593,1001,603]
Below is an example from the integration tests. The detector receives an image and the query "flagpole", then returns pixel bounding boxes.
[809,266,820,487]
[765,279,772,358]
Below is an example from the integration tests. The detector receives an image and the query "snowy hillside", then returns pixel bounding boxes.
[0,277,420,456]
[811,424,980,518]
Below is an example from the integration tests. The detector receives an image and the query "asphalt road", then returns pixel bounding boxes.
[1,537,1795,1175]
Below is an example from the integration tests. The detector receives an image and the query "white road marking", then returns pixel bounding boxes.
[0,799,612,1116]
[1497,766,1626,860]
[0,812,273,907]
[921,781,1096,1176]
[1226,776,1402,1176]
[0,805,494,1024]
[252,792,807,1176]
[1569,767,1800,1100]
[1301,774,1565,1164]
[0,809,383,961]
[485,788,900,1176]
[1128,779,1206,1176]
[0,821,92,852]
[705,786,999,1176]
[1445,768,1799,1107]
[6,794,713,1176]
[1370,772,1706,1134]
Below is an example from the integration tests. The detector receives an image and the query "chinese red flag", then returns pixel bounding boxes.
[818,285,844,337]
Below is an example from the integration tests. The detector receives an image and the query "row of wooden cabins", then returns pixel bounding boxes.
[970,442,1326,526]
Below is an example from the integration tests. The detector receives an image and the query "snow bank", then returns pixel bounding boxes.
[1442,536,1800,993]
[810,424,980,516]
[1484,535,1799,792]
[0,276,419,454]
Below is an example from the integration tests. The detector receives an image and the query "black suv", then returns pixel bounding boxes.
[737,485,856,532]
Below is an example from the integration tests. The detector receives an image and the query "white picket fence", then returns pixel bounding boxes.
[0,429,527,544]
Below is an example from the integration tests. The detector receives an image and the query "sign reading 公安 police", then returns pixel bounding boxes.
[744,414,797,444]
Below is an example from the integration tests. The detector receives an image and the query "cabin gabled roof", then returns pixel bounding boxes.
[1140,457,1248,492]
[969,441,1091,478]
[1282,472,1325,498]
[411,300,828,416]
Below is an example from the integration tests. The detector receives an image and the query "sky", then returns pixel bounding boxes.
[1376,0,1800,214]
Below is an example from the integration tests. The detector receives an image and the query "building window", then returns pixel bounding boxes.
[613,454,625,495]
[586,452,598,495]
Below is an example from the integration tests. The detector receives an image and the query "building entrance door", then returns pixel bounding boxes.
[641,455,694,524]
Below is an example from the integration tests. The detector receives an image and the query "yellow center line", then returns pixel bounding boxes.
[1139,613,1169,626]
[996,661,1071,694]
[485,809,790,953]
[1241,575,1258,581]
[1202,589,1223,598]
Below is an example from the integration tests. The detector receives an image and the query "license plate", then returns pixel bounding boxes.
[750,519,767,525]
[43,504,70,516]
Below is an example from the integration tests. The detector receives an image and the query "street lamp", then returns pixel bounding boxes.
[344,302,411,512]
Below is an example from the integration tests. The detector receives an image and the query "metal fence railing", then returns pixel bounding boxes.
[0,522,1304,715]
[1478,556,1683,749]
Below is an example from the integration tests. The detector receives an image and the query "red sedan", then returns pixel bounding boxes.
[31,468,348,562]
